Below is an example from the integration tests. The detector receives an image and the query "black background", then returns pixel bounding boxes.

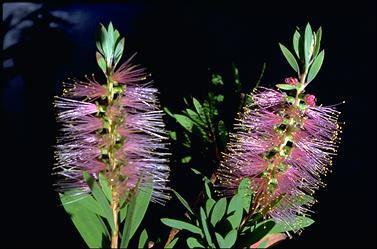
[2,1,376,248]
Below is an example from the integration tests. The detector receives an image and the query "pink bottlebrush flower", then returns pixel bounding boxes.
[63,75,107,100]
[217,87,341,227]
[54,55,170,204]
[251,87,286,108]
[55,97,98,121]
[111,53,148,84]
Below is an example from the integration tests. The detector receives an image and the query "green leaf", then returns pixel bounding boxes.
[269,216,314,234]
[192,124,209,142]
[181,156,192,164]
[121,183,153,248]
[186,109,206,127]
[250,233,287,248]
[107,22,114,49]
[163,107,175,118]
[307,50,325,83]
[275,84,297,91]
[215,94,224,102]
[227,194,243,229]
[237,178,252,212]
[99,173,112,202]
[192,98,206,122]
[210,197,227,227]
[286,96,295,104]
[114,37,125,67]
[242,220,276,247]
[203,178,212,199]
[99,24,110,62]
[60,194,109,248]
[96,40,104,55]
[223,230,237,248]
[279,43,299,73]
[61,193,106,218]
[169,131,177,141]
[187,237,204,248]
[172,189,194,216]
[174,114,194,133]
[138,229,148,248]
[293,30,301,59]
[119,201,128,223]
[161,218,203,236]
[113,29,120,45]
[165,237,179,248]
[191,168,202,175]
[96,52,106,74]
[257,238,270,248]
[215,233,226,248]
[83,172,114,231]
[200,207,213,247]
[313,27,322,58]
[205,198,216,216]
[211,73,224,86]
[304,23,313,67]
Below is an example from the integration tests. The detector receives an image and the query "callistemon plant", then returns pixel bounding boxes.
[217,24,342,229]
[53,23,170,248]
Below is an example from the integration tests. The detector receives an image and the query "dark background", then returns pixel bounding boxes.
[2,1,376,248]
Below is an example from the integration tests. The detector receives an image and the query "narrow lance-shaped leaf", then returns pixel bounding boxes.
[61,192,106,217]
[210,197,227,227]
[293,30,301,59]
[227,194,243,229]
[237,177,253,212]
[187,237,205,248]
[119,201,128,223]
[121,183,153,248]
[138,229,148,249]
[215,233,226,248]
[60,193,109,248]
[161,218,203,236]
[99,173,112,202]
[279,43,299,73]
[172,189,194,216]
[223,230,237,248]
[275,84,297,91]
[203,178,212,199]
[165,237,179,249]
[83,172,115,231]
[114,37,125,67]
[242,220,276,247]
[206,198,216,216]
[304,23,313,68]
[313,27,322,58]
[307,50,325,83]
[96,52,106,74]
[186,109,206,127]
[174,114,194,133]
[193,98,206,122]
[200,207,214,247]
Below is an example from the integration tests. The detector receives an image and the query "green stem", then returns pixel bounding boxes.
[105,73,120,249]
